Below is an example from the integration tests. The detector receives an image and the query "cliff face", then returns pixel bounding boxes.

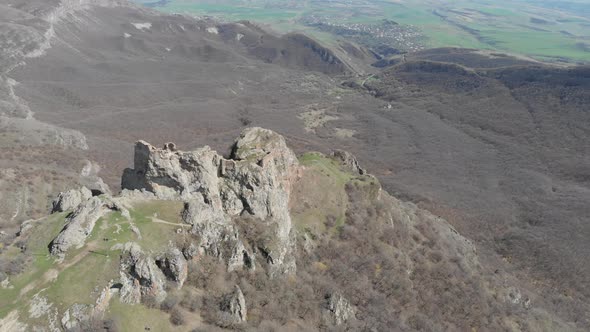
[122,127,300,276]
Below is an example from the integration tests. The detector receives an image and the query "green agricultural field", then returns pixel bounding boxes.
[133,0,590,63]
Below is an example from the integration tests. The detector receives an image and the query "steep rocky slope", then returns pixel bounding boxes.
[0,128,574,331]
[357,59,590,324]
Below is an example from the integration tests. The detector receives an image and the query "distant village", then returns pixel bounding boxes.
[301,14,425,53]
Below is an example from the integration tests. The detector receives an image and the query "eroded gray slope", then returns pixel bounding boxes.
[0,0,132,236]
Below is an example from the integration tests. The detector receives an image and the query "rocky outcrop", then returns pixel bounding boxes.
[331,149,365,175]
[49,197,106,256]
[156,248,188,288]
[220,285,247,323]
[119,243,167,305]
[325,293,355,326]
[121,140,223,199]
[182,196,255,272]
[80,161,112,196]
[49,195,129,256]
[51,187,92,213]
[122,127,300,275]
[61,304,90,331]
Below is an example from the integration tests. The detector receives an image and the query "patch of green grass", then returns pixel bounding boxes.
[0,213,67,317]
[108,298,174,331]
[161,2,298,22]
[138,0,590,63]
[298,152,354,186]
[128,200,186,251]
[0,261,52,318]
[293,153,351,234]
[293,152,377,236]
[131,200,184,222]
[43,253,118,311]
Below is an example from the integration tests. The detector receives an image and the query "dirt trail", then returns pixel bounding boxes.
[0,310,26,332]
[18,242,99,298]
[17,216,185,299]
[150,216,191,228]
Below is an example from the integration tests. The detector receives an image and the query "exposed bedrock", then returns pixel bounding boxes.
[122,127,300,275]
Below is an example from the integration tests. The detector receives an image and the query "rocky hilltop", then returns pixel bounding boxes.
[0,128,577,331]
[120,127,300,276]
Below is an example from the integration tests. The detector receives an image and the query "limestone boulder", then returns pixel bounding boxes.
[156,248,188,288]
[119,243,167,305]
[51,187,92,213]
[220,285,247,323]
[49,195,129,256]
[49,197,106,255]
[325,293,355,326]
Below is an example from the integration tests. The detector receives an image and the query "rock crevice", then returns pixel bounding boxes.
[122,128,300,275]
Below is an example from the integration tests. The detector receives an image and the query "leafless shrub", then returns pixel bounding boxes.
[0,254,29,276]
[324,215,337,228]
[239,117,252,126]
[169,307,186,326]
[160,294,179,312]
[73,318,118,332]
[186,256,227,292]
[142,294,159,309]
[180,292,202,312]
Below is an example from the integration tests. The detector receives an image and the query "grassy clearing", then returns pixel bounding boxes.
[298,152,353,185]
[292,153,351,235]
[108,297,174,331]
[43,253,118,309]
[129,200,185,251]
[292,152,379,236]
[291,152,381,235]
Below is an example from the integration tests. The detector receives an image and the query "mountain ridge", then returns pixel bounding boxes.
[0,127,574,331]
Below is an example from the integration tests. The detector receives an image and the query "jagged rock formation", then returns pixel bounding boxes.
[220,285,247,323]
[156,247,188,288]
[51,187,92,213]
[49,197,106,256]
[182,198,255,273]
[49,195,128,256]
[325,293,356,326]
[122,127,300,275]
[119,242,167,305]
[331,149,366,175]
[60,304,90,331]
